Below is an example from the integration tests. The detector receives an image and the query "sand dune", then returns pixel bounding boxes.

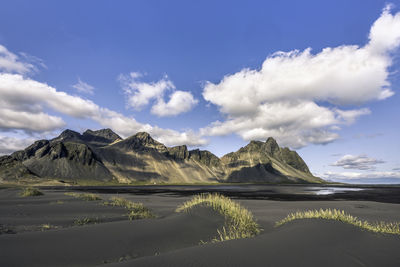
[1,187,400,266]
[114,219,400,267]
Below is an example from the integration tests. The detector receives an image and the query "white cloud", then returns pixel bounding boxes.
[91,108,207,147]
[0,44,36,74]
[0,73,99,119]
[331,154,385,170]
[368,4,400,53]
[0,108,65,132]
[151,90,198,117]
[119,72,175,110]
[335,108,371,125]
[19,52,47,70]
[119,72,197,116]
[201,5,400,148]
[0,49,207,149]
[0,135,36,155]
[322,171,400,180]
[0,73,206,146]
[72,78,95,94]
[200,100,368,148]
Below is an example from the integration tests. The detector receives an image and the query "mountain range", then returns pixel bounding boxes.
[0,129,323,184]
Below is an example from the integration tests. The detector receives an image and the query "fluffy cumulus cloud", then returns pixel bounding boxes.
[151,90,198,117]
[119,72,197,116]
[331,154,385,170]
[0,46,206,151]
[72,78,95,94]
[201,6,400,148]
[0,73,206,147]
[0,73,100,132]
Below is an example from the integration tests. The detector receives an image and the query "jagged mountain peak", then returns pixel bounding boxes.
[60,129,80,135]
[83,128,120,138]
[54,129,81,141]
[265,137,279,147]
[1,131,321,184]
[264,137,280,155]
[238,137,281,156]
[113,131,168,153]
[167,145,189,160]
[82,128,122,144]
[188,149,221,168]
[49,128,123,148]
[11,139,50,161]
[133,132,153,141]
[220,137,319,182]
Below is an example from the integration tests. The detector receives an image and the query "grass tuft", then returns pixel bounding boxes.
[41,224,57,231]
[176,193,260,242]
[19,187,43,197]
[64,192,101,201]
[103,197,155,220]
[73,217,99,226]
[276,208,400,235]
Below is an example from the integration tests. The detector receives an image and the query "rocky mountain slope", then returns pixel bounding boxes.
[0,129,323,184]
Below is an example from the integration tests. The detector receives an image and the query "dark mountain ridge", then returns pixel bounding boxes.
[0,129,323,184]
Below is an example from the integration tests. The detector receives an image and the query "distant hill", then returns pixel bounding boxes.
[0,129,323,184]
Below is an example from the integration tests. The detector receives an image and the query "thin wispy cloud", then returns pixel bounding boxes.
[322,171,400,180]
[72,78,95,94]
[331,154,385,170]
[0,45,36,74]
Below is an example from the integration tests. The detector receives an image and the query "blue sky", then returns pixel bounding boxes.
[0,0,399,183]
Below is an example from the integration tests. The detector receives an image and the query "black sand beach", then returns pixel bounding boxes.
[1,185,400,266]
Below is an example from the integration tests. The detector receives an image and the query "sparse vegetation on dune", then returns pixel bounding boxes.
[19,187,43,197]
[176,193,261,242]
[41,224,57,231]
[73,217,99,226]
[276,208,400,235]
[103,197,155,220]
[64,192,102,201]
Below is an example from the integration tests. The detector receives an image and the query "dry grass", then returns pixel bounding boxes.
[41,224,57,231]
[73,217,99,226]
[276,208,400,235]
[19,187,43,197]
[64,192,101,201]
[103,197,155,220]
[176,193,260,242]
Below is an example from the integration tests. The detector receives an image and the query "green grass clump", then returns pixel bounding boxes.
[276,208,400,235]
[73,217,99,226]
[64,192,101,201]
[103,197,155,220]
[19,187,43,197]
[176,193,260,242]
